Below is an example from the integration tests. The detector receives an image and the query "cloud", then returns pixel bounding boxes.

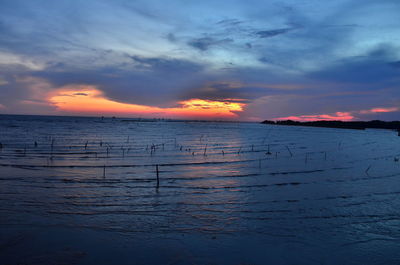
[389,61,400,68]
[276,112,355,121]
[273,106,400,122]
[48,86,245,119]
[187,37,233,51]
[0,52,46,71]
[255,28,293,38]
[359,107,399,114]
[33,55,211,108]
[216,19,244,27]
[0,77,8,86]
[0,76,57,115]
[309,46,400,84]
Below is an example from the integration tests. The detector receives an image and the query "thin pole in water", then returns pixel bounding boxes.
[365,165,371,175]
[266,144,271,155]
[156,165,160,189]
[286,146,293,157]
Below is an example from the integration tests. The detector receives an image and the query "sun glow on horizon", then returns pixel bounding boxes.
[48,86,245,119]
[275,112,355,122]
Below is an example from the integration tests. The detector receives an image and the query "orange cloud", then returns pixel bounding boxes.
[47,86,245,119]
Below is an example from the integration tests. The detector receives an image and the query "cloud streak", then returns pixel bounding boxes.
[275,107,400,122]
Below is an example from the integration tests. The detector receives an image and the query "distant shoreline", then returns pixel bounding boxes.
[0,113,252,123]
[261,120,400,131]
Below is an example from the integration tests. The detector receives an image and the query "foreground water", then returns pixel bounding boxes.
[0,115,399,265]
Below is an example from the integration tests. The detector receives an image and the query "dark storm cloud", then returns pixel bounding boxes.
[33,55,210,107]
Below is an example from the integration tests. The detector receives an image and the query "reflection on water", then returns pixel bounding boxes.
[0,115,400,264]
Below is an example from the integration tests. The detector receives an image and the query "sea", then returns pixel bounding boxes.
[0,114,399,265]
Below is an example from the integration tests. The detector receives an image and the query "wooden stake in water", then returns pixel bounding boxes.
[365,165,371,175]
[103,165,106,178]
[266,144,271,155]
[156,165,160,189]
[50,138,54,160]
[286,146,293,157]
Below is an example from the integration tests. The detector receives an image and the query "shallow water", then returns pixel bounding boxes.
[0,115,400,264]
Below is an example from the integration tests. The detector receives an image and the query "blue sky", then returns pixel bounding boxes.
[0,0,399,120]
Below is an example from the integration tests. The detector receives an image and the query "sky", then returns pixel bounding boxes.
[0,0,399,121]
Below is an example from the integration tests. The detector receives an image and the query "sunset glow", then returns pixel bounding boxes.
[274,106,400,122]
[48,86,245,119]
[360,107,399,114]
[275,112,355,122]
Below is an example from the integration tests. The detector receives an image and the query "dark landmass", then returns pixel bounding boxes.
[262,119,400,131]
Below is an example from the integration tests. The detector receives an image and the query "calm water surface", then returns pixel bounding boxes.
[0,115,399,264]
